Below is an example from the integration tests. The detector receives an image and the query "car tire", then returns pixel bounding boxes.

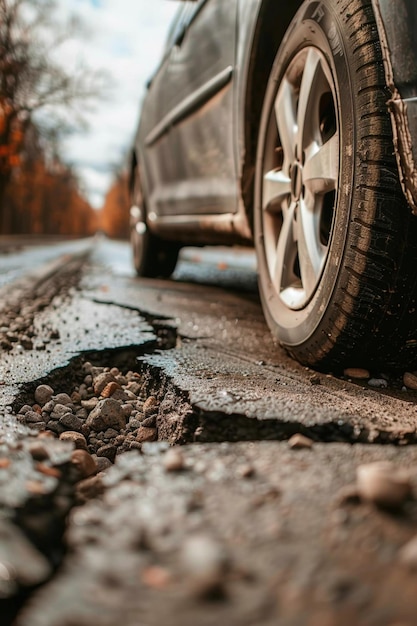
[130,167,180,279]
[255,0,417,372]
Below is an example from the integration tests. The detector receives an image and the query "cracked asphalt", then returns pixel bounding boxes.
[2,236,417,625]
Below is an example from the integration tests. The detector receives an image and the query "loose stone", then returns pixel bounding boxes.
[94,456,112,473]
[142,566,171,590]
[356,461,412,508]
[343,368,370,379]
[35,463,62,479]
[59,414,84,432]
[93,372,117,396]
[141,415,157,429]
[23,411,44,424]
[96,444,117,463]
[368,378,388,389]
[71,450,97,479]
[81,398,99,411]
[34,384,54,406]
[86,398,126,432]
[75,475,106,504]
[53,393,73,406]
[288,434,314,450]
[51,404,73,419]
[238,464,255,478]
[59,431,88,451]
[71,391,82,404]
[163,448,185,472]
[27,441,50,461]
[101,382,121,398]
[136,427,158,443]
[403,372,417,390]
[143,396,158,417]
[398,535,417,570]
[181,535,228,600]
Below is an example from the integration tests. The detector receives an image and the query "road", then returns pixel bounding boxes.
[2,236,417,625]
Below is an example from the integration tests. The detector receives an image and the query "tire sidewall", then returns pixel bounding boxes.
[255,0,355,347]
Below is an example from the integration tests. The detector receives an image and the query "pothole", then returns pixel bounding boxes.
[4,339,417,624]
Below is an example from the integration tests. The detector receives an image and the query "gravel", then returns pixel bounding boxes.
[17,362,162,462]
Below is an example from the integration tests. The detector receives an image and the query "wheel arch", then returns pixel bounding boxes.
[238,0,304,233]
[128,149,138,199]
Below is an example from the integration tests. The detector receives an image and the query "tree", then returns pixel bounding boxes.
[0,0,104,216]
[3,124,99,236]
[100,171,130,239]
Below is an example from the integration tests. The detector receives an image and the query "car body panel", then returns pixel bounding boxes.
[139,0,239,230]
[133,0,417,244]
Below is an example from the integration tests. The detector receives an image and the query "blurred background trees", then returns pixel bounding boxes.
[100,170,130,240]
[0,0,104,235]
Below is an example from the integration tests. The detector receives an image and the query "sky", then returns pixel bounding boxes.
[55,0,179,208]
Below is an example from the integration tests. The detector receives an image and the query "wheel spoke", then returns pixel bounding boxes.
[296,48,323,151]
[274,78,297,164]
[296,196,326,294]
[303,133,339,195]
[271,201,297,291]
[263,169,291,211]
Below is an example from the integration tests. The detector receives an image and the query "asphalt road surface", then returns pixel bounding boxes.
[2,236,417,626]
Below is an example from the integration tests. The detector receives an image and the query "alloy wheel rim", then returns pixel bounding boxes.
[262,46,339,310]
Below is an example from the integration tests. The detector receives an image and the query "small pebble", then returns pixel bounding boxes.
[343,368,370,380]
[136,427,158,443]
[142,566,171,590]
[181,535,228,600]
[27,442,49,461]
[288,434,314,449]
[143,396,158,417]
[368,378,388,389]
[35,463,61,479]
[86,398,126,432]
[398,535,417,570]
[71,450,97,479]
[101,382,121,398]
[96,444,117,463]
[81,398,98,411]
[59,414,84,432]
[93,372,117,395]
[26,480,49,495]
[238,464,255,478]
[403,372,417,391]
[94,456,112,472]
[51,404,72,419]
[59,431,88,451]
[34,384,54,406]
[163,448,185,472]
[53,393,72,406]
[356,461,411,508]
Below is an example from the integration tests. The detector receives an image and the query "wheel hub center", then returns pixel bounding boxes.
[291,162,303,200]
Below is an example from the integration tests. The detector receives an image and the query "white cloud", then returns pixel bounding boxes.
[55,0,179,207]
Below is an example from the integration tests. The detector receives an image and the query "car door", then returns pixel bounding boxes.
[143,0,239,220]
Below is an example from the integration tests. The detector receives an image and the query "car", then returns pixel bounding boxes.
[129,0,417,372]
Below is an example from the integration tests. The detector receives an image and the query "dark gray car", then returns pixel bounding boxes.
[129,0,417,372]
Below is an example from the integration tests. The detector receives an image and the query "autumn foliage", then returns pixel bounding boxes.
[0,0,104,235]
[2,136,98,235]
[100,172,130,239]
